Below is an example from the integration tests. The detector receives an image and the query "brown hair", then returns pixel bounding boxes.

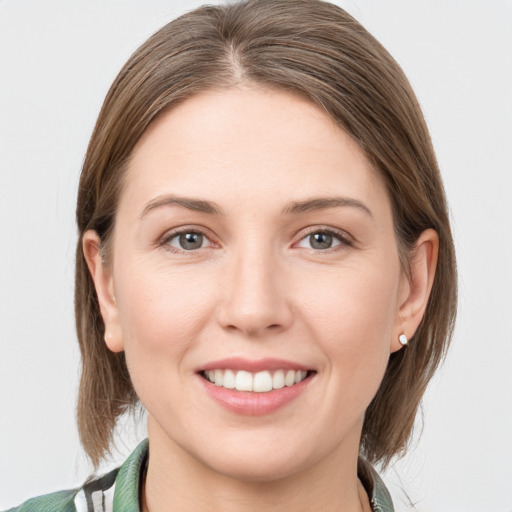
[75,0,457,468]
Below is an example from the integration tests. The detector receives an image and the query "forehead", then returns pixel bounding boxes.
[121,86,390,218]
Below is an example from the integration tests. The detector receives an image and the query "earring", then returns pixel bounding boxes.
[398,333,408,346]
[105,331,113,341]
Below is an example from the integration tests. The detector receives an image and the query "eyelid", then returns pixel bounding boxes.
[292,225,354,250]
[156,224,354,253]
[158,225,218,252]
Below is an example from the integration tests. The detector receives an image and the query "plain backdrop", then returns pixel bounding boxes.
[1,1,511,510]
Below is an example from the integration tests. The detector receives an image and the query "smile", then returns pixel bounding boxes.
[197,358,315,415]
[202,369,309,393]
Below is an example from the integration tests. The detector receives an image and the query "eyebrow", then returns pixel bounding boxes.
[282,197,373,218]
[140,194,373,219]
[140,194,224,219]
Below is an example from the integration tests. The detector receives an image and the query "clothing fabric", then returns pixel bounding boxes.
[5,439,394,511]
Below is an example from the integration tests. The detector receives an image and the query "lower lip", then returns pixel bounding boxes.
[198,375,313,416]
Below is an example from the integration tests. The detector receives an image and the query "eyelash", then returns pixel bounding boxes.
[294,226,353,252]
[158,226,353,254]
[158,226,217,254]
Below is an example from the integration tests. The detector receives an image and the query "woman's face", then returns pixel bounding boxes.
[101,87,409,481]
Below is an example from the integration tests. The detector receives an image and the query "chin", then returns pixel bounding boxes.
[195,422,346,485]
[199,448,312,484]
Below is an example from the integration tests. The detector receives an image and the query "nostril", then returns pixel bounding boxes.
[221,317,285,335]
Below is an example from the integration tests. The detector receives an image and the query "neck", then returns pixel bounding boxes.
[143,418,369,512]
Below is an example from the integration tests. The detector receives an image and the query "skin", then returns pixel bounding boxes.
[84,86,438,512]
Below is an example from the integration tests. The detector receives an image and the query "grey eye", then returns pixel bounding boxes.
[169,232,206,251]
[309,232,333,250]
[296,231,343,250]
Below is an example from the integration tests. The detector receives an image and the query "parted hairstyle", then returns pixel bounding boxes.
[75,0,457,468]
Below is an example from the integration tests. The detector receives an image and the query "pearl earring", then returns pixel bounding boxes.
[105,332,113,340]
[398,333,408,346]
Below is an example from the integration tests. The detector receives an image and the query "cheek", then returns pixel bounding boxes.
[113,261,223,420]
[297,259,400,379]
[114,259,217,372]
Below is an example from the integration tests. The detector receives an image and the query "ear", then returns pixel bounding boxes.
[391,228,439,352]
[82,230,124,353]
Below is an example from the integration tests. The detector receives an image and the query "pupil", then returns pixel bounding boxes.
[179,232,203,250]
[310,232,332,249]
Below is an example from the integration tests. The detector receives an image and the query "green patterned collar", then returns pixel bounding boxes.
[6,439,394,511]
[113,439,394,512]
[111,438,149,511]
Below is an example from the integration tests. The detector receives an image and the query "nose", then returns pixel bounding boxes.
[216,243,294,337]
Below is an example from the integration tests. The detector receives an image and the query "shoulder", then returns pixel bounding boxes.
[3,488,80,512]
[358,457,395,512]
[3,468,118,512]
[3,440,148,512]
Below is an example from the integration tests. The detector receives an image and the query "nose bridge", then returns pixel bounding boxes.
[218,236,292,336]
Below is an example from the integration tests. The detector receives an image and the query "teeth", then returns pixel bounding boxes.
[272,370,285,389]
[253,371,273,392]
[203,369,309,392]
[235,370,253,391]
[284,370,295,387]
[223,369,235,389]
[294,370,307,384]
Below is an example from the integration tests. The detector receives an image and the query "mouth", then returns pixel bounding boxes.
[196,357,316,415]
[200,368,314,393]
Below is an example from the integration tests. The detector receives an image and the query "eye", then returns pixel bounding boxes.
[166,231,211,251]
[296,230,348,250]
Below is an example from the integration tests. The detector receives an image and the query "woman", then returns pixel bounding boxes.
[6,0,456,510]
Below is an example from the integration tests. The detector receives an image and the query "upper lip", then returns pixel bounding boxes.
[197,357,312,373]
